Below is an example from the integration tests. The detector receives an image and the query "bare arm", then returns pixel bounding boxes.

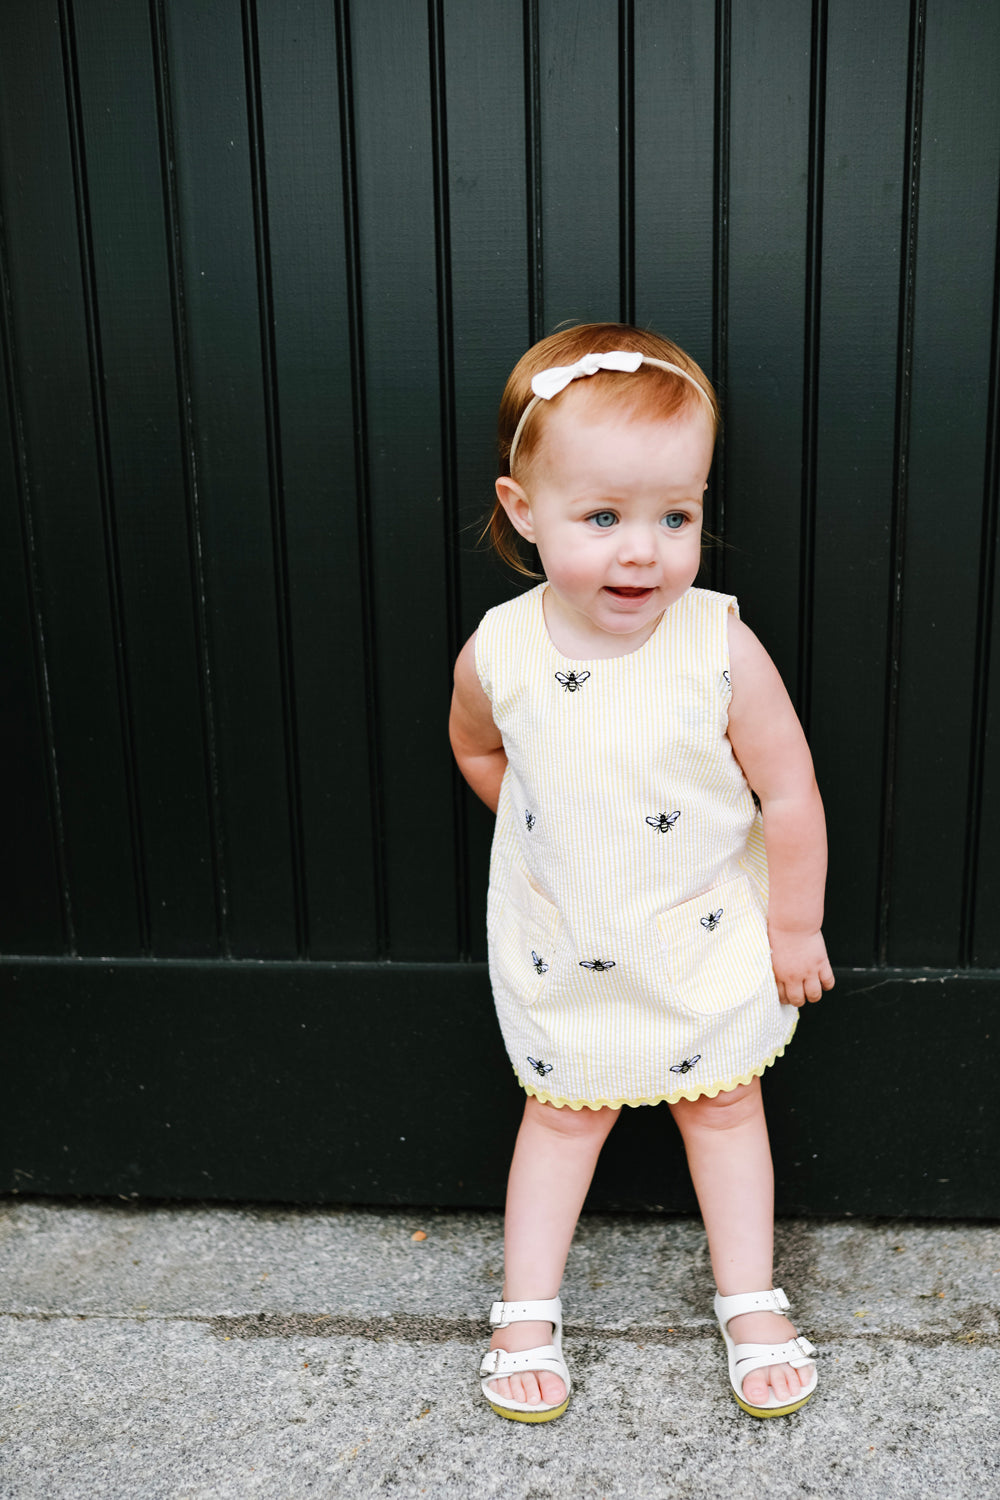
[726,615,835,1006]
[449,632,508,814]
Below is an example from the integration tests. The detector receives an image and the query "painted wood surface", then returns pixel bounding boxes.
[1,0,997,1208]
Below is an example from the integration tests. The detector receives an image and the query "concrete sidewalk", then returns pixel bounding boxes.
[0,1200,998,1499]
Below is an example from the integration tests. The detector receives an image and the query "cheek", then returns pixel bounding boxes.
[535,529,594,582]
[552,542,605,589]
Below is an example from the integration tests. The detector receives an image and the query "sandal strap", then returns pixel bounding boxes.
[480,1343,564,1380]
[714,1287,790,1324]
[733,1335,817,1385]
[489,1297,562,1329]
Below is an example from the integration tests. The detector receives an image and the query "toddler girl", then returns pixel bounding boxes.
[449,323,834,1422]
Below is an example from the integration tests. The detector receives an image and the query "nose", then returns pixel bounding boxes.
[615,522,658,566]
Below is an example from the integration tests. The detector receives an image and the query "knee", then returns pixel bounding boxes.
[671,1078,762,1136]
[524,1095,620,1145]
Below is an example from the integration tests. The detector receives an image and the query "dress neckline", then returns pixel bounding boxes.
[532,582,680,666]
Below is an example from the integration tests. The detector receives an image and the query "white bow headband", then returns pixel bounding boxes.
[507,350,713,471]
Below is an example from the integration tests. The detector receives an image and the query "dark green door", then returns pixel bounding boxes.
[2,0,998,1214]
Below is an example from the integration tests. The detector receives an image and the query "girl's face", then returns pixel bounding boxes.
[496,396,714,658]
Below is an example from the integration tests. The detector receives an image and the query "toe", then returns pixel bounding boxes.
[741,1369,770,1408]
[537,1369,567,1406]
[769,1363,795,1403]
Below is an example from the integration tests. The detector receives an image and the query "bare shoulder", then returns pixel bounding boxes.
[450,630,500,748]
[453,630,485,704]
[726,613,788,705]
[726,612,813,793]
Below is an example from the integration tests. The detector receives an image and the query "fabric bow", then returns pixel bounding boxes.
[530,350,645,400]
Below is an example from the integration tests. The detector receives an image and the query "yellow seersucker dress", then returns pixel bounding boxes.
[475,583,797,1110]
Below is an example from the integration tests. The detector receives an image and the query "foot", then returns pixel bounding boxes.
[726,1309,815,1408]
[486,1319,567,1409]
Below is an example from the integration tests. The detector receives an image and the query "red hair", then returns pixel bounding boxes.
[488,323,718,576]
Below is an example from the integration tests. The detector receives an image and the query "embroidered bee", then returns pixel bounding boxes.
[527,1056,554,1077]
[525,810,536,831]
[700,909,724,932]
[531,950,549,975]
[555,670,590,692]
[670,1055,702,1075]
[722,670,731,688]
[646,811,681,833]
[751,789,761,812]
[580,958,616,972]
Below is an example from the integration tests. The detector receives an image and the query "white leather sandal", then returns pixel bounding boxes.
[479,1296,572,1423]
[714,1287,817,1417]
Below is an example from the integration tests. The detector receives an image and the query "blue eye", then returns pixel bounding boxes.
[663,513,686,530]
[589,511,617,528]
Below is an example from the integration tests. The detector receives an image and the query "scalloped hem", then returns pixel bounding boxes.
[512,1027,797,1111]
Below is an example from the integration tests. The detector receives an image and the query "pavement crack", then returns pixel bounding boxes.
[208,1313,1000,1349]
[3,1309,997,1349]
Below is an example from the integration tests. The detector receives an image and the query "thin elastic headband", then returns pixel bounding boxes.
[506,350,714,472]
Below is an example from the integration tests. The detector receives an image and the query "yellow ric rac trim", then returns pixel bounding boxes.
[512,1029,796,1112]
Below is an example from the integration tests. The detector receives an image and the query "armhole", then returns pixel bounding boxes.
[721,596,739,711]
[474,618,493,702]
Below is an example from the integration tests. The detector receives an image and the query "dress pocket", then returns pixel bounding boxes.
[489,861,563,1006]
[655,873,773,1016]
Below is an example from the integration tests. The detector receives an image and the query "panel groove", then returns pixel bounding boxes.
[711,0,731,589]
[798,0,828,734]
[877,0,926,966]
[962,189,1000,964]
[427,0,469,956]
[60,0,151,952]
[618,0,635,326]
[335,0,388,957]
[242,0,309,957]
[0,122,75,954]
[523,0,544,340]
[149,0,229,953]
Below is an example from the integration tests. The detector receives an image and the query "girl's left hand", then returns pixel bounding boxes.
[769,928,835,1007]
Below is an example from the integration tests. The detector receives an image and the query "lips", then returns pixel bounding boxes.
[605,586,654,599]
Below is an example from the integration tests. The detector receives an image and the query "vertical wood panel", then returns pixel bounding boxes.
[971,229,1000,969]
[723,0,812,696]
[808,0,912,963]
[73,0,219,956]
[254,0,379,960]
[162,0,298,957]
[632,0,718,549]
[633,0,716,368]
[442,0,534,958]
[0,1,140,955]
[886,0,1000,966]
[0,339,64,953]
[538,0,621,323]
[350,0,459,959]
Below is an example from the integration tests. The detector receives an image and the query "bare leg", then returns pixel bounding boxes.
[669,1077,814,1408]
[487,1094,620,1408]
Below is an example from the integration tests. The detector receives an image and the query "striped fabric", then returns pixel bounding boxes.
[476,584,796,1110]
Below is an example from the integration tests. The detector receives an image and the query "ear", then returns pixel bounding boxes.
[495,476,536,542]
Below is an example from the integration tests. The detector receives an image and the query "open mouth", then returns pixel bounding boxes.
[605,586,654,600]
